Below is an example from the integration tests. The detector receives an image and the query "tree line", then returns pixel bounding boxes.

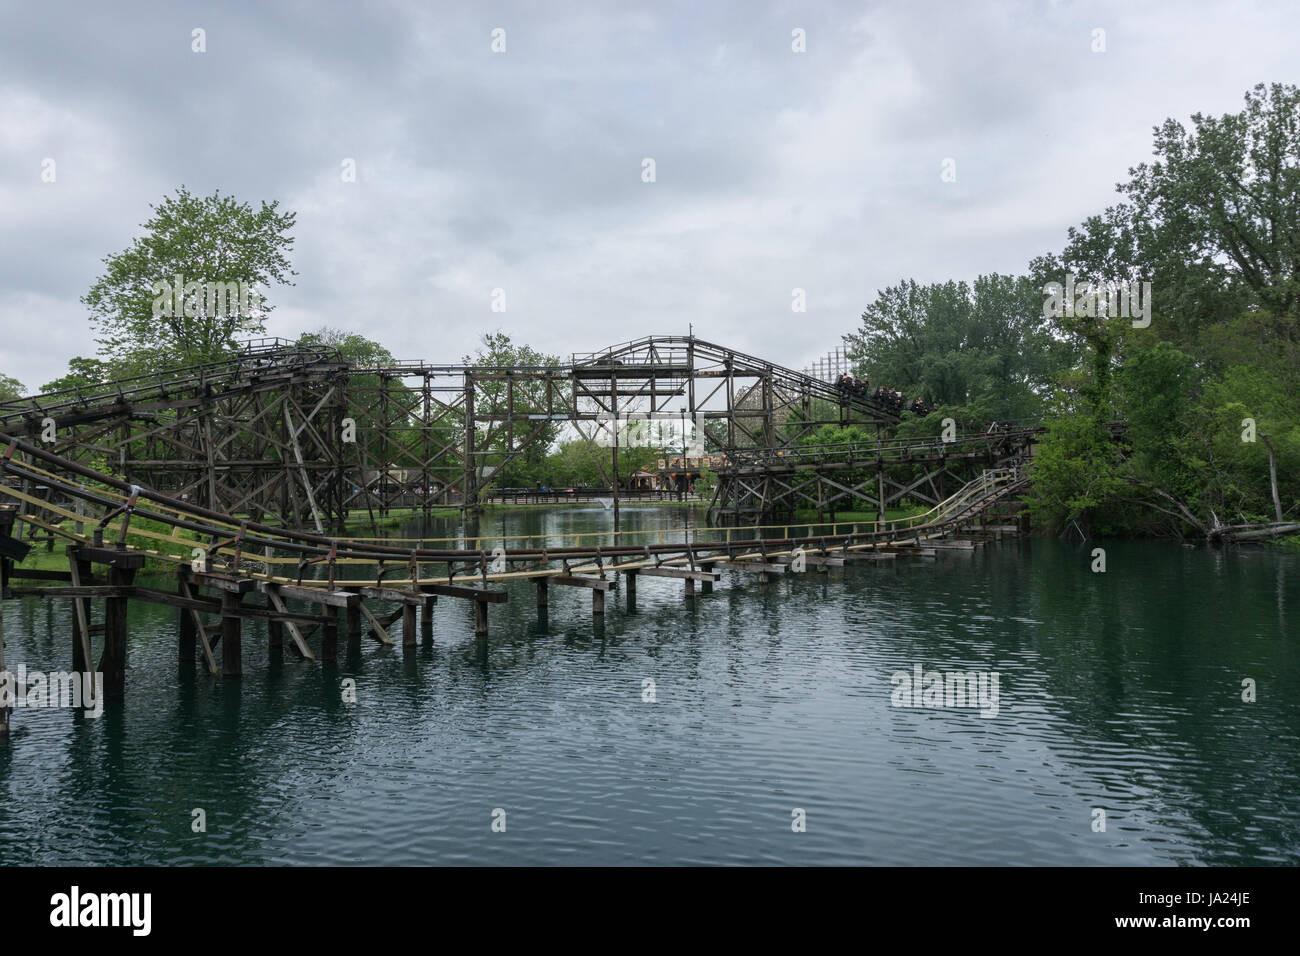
[841,82,1299,540]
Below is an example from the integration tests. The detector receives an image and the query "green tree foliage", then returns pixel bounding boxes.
[462,331,562,486]
[40,357,113,394]
[84,186,297,369]
[1027,85,1300,537]
[1059,83,1300,339]
[843,273,1064,420]
[0,374,26,400]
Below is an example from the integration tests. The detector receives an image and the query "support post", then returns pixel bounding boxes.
[592,588,605,615]
[100,567,135,699]
[402,603,417,648]
[421,596,435,643]
[221,591,242,678]
[0,594,8,736]
[474,599,489,636]
[536,577,548,609]
[179,596,197,662]
[322,608,338,663]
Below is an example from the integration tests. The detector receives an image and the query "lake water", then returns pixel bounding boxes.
[1,504,1296,865]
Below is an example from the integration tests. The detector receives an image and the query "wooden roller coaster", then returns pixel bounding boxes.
[0,336,1037,726]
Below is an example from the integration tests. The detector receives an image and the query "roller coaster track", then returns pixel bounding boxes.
[1,431,1026,581]
[0,419,1028,712]
[0,336,908,530]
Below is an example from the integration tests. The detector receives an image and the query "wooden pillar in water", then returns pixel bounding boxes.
[221,591,242,678]
[100,566,135,699]
[346,602,363,642]
[402,603,417,648]
[592,589,605,615]
[322,608,338,663]
[685,578,695,596]
[177,571,196,663]
[474,599,489,636]
[421,596,435,643]
[625,571,636,598]
[74,597,91,672]
[0,593,8,737]
[268,619,284,653]
[178,601,197,663]
[70,552,94,673]
[536,577,548,609]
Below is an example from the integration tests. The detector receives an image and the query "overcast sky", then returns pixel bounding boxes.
[1,0,1297,391]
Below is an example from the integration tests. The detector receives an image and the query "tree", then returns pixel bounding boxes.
[843,273,1064,419]
[83,186,297,369]
[39,357,114,395]
[0,374,25,400]
[1060,83,1300,338]
[462,331,562,486]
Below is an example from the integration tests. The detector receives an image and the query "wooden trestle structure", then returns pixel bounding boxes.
[0,335,911,533]
[0,426,1031,724]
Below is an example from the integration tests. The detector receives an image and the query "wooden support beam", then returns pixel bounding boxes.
[221,591,242,678]
[624,571,635,597]
[262,586,316,661]
[548,575,614,591]
[178,576,219,674]
[536,577,548,608]
[357,600,396,646]
[258,582,359,609]
[68,551,94,680]
[190,571,256,594]
[774,554,845,568]
[9,586,125,598]
[712,560,788,574]
[355,586,425,605]
[592,588,605,614]
[421,596,435,643]
[179,572,197,662]
[424,582,508,603]
[628,566,721,582]
[474,599,489,636]
[346,602,363,642]
[322,609,338,663]
[402,603,417,648]
[99,567,135,699]
[74,546,146,570]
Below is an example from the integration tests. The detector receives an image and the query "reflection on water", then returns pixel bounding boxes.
[0,504,1296,865]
